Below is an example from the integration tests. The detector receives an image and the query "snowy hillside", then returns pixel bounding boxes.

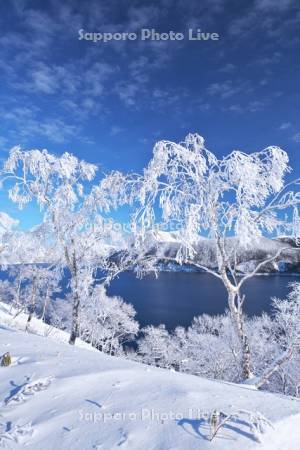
[1,303,300,449]
[135,232,300,273]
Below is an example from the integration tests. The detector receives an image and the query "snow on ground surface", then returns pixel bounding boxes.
[0,302,300,449]
[0,302,94,351]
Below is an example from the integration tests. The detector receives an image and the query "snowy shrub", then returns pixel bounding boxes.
[0,265,61,327]
[177,314,241,381]
[79,285,139,355]
[137,324,177,369]
[135,284,300,397]
[137,315,240,379]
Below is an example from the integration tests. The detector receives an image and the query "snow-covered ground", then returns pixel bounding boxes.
[1,302,300,449]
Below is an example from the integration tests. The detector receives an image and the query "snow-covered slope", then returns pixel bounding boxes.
[1,305,300,449]
[0,302,93,351]
[139,233,300,273]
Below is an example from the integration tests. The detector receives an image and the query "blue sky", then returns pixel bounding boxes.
[0,0,300,228]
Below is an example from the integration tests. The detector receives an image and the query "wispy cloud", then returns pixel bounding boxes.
[220,63,236,73]
[0,0,299,155]
[110,126,125,136]
[292,132,300,143]
[0,105,90,145]
[207,80,250,99]
[115,82,141,108]
[255,0,296,11]
[279,122,292,130]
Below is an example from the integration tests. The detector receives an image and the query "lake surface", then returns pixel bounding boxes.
[1,268,298,331]
[107,272,299,330]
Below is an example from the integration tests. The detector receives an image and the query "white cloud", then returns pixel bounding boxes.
[292,132,300,143]
[127,5,160,29]
[279,122,292,130]
[248,100,265,112]
[36,119,77,143]
[207,81,241,99]
[115,82,141,107]
[31,64,58,94]
[228,1,300,41]
[0,136,8,152]
[220,63,236,73]
[0,105,89,145]
[257,52,282,66]
[222,104,244,114]
[222,99,266,114]
[255,0,295,11]
[110,126,124,136]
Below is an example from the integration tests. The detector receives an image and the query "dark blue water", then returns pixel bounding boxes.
[1,268,298,331]
[107,272,299,330]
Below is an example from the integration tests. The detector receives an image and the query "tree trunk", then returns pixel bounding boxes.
[25,311,33,332]
[69,293,80,345]
[41,287,50,322]
[68,247,80,346]
[216,238,253,380]
[227,289,252,380]
[25,281,37,332]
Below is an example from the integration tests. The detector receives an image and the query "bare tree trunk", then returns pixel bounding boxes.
[25,281,37,332]
[41,287,50,322]
[215,236,253,380]
[10,272,22,314]
[68,247,80,346]
[25,310,34,331]
[226,288,252,380]
[69,293,80,345]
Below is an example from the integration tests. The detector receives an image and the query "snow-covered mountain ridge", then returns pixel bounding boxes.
[1,302,300,449]
[130,232,300,273]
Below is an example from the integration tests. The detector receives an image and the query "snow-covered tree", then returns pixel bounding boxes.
[21,265,61,330]
[178,314,240,380]
[137,324,177,369]
[0,264,61,329]
[79,285,139,354]
[0,212,18,263]
[108,133,300,380]
[0,223,56,322]
[135,314,240,379]
[47,296,72,332]
[134,303,300,396]
[1,147,127,344]
[254,283,300,389]
[0,212,18,236]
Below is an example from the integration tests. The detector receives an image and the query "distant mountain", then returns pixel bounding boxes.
[114,232,300,274]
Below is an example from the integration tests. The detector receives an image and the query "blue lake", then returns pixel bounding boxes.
[107,272,299,330]
[1,268,298,331]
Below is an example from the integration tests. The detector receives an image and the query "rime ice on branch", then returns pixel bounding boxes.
[107,133,300,381]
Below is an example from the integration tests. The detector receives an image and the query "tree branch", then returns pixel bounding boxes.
[237,246,299,290]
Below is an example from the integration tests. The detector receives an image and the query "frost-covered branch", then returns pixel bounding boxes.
[255,344,298,389]
[115,133,300,380]
[237,247,296,289]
